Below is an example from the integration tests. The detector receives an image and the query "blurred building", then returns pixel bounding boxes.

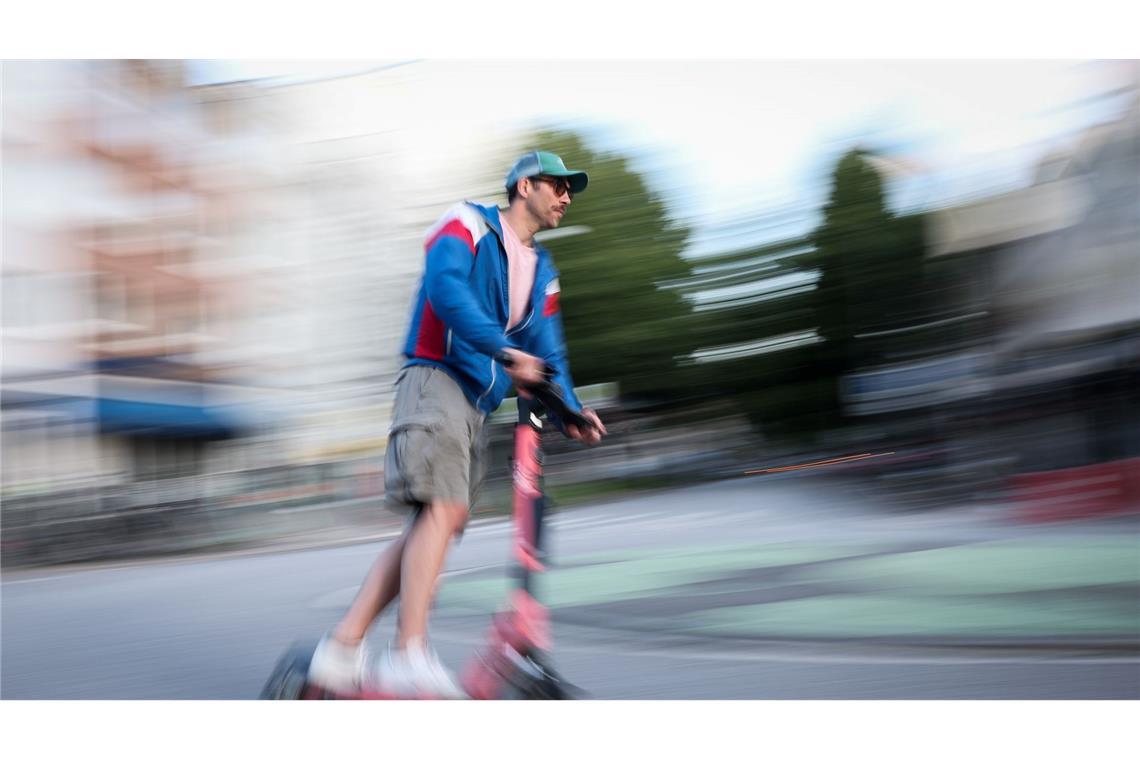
[843,91,1139,509]
[2,61,535,556]
[256,63,522,467]
[2,60,305,558]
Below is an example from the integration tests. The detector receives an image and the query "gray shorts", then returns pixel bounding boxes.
[384,365,488,516]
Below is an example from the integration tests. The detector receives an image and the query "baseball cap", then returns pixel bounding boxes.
[505,151,589,195]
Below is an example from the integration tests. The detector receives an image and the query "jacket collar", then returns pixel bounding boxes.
[469,201,504,240]
[467,201,550,259]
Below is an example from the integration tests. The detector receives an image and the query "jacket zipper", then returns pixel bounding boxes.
[472,205,548,410]
[506,309,534,336]
[476,354,496,410]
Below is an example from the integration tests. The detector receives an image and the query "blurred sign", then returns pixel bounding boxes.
[841,352,991,415]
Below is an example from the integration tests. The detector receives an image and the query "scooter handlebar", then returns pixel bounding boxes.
[494,351,593,432]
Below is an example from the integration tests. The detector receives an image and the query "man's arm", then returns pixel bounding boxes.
[423,231,513,358]
[523,280,605,444]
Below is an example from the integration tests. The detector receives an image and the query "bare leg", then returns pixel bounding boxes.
[397,500,468,648]
[332,530,409,645]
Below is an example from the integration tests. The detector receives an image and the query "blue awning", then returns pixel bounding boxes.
[96,397,241,439]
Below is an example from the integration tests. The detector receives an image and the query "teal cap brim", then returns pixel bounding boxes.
[545,170,588,194]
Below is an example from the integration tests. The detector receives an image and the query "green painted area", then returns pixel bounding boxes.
[438,538,1140,639]
[804,539,1140,595]
[673,594,1140,638]
[438,543,874,611]
[564,541,879,568]
[542,546,870,608]
[435,576,514,610]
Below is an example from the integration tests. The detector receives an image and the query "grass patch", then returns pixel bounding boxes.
[473,475,692,517]
[547,476,670,504]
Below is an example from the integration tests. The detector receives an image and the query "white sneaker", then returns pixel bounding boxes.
[377,640,467,699]
[308,634,368,693]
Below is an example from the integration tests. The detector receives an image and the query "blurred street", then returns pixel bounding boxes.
[3,475,1137,699]
[2,60,1138,703]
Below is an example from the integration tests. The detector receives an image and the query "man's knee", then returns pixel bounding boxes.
[428,500,469,535]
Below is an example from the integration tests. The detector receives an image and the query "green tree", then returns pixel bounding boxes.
[811,149,928,417]
[673,149,929,440]
[675,233,828,435]
[524,129,701,404]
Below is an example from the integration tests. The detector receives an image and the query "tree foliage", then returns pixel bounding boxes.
[692,149,930,438]
[517,135,930,441]
[526,129,702,403]
[812,149,927,374]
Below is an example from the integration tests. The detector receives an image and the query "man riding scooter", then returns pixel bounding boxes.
[306,151,606,698]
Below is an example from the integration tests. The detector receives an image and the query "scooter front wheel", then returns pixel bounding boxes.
[500,679,571,700]
[500,652,580,700]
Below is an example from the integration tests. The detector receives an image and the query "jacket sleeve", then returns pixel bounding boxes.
[423,227,515,358]
[523,274,584,433]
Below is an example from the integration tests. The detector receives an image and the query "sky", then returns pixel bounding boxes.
[193,59,1133,253]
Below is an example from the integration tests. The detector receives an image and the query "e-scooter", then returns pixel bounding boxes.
[260,356,590,699]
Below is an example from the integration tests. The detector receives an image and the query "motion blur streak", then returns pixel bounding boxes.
[745,452,895,475]
[2,60,1137,699]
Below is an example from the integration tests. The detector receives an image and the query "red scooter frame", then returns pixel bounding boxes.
[260,362,587,700]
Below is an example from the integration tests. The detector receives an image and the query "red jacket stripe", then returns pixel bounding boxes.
[413,300,447,360]
[425,218,475,255]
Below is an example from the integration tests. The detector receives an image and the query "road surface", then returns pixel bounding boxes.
[4,477,1138,698]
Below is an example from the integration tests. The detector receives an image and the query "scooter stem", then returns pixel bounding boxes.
[512,393,547,588]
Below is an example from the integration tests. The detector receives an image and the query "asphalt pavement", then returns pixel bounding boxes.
[3,475,1138,699]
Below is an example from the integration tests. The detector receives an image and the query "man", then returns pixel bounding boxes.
[308,150,607,698]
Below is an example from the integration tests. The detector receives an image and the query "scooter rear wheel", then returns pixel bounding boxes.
[260,642,317,699]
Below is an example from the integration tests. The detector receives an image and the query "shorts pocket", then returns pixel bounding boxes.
[385,424,434,510]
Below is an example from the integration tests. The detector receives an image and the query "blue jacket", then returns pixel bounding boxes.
[401,201,583,426]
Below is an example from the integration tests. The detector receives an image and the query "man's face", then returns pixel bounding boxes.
[525,175,573,230]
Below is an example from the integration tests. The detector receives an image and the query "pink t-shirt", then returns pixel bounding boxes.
[500,211,538,330]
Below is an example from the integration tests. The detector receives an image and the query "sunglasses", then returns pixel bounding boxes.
[530,175,574,198]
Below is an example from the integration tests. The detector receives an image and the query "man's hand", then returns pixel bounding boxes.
[567,407,607,446]
[500,348,546,388]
